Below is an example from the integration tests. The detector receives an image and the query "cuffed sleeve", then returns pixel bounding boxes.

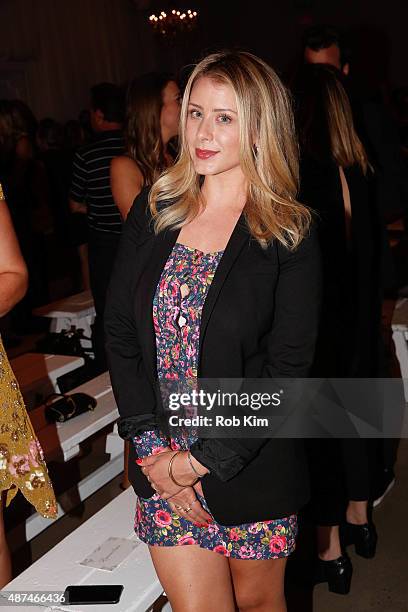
[117,414,158,440]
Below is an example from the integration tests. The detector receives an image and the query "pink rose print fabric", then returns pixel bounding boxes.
[132,243,298,559]
[135,490,297,560]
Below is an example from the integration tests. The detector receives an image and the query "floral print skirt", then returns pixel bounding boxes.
[135,493,297,560]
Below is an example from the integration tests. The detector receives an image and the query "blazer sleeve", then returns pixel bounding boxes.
[105,189,159,440]
[190,223,322,481]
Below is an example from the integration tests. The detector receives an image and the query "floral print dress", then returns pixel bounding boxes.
[133,243,297,559]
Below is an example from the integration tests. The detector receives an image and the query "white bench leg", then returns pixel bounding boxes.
[75,314,94,339]
[105,422,124,459]
[392,329,408,402]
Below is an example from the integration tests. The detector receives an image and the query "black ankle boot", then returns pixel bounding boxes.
[315,553,353,595]
[343,522,378,558]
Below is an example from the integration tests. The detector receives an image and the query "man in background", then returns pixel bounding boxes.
[304,24,350,75]
[69,83,125,373]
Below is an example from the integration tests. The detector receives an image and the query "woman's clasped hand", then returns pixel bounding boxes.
[136,451,213,527]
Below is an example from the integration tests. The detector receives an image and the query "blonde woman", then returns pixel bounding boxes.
[105,51,321,611]
[0,184,57,587]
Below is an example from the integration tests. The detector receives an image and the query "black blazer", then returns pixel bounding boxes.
[105,188,321,525]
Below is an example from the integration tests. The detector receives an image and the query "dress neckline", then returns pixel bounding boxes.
[175,242,224,257]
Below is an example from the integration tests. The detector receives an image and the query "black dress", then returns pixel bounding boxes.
[300,156,384,525]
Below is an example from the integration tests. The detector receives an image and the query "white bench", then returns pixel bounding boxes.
[33,290,96,350]
[392,298,408,402]
[11,353,85,409]
[4,488,171,612]
[9,372,123,543]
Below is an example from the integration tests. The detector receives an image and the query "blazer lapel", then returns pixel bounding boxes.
[199,214,249,358]
[137,227,180,377]
[137,213,249,378]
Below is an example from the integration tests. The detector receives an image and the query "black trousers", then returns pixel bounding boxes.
[88,230,121,372]
[306,438,375,526]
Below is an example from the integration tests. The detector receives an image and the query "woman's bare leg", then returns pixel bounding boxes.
[149,545,235,612]
[229,557,287,612]
[346,500,368,524]
[317,525,342,560]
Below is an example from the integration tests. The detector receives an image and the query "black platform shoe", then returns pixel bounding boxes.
[314,553,353,595]
[342,521,378,558]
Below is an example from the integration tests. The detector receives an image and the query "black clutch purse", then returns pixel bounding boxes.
[44,392,97,424]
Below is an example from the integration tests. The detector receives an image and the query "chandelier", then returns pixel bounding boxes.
[148,8,198,37]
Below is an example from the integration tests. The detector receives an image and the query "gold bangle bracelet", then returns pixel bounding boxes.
[168,451,198,488]
[0,183,5,201]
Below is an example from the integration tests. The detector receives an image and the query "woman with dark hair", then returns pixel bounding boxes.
[294,63,383,594]
[110,72,181,220]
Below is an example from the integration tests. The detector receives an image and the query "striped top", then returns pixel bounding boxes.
[70,129,124,234]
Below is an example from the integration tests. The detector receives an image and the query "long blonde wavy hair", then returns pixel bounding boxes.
[149,50,311,249]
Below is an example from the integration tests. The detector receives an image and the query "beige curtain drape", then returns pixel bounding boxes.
[0,0,158,121]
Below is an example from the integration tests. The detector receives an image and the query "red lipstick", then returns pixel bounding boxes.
[195,148,218,160]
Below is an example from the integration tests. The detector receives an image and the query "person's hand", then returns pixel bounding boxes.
[193,480,204,497]
[134,442,171,484]
[137,450,208,498]
[149,444,171,455]
[137,450,195,499]
[137,451,212,526]
[166,486,213,527]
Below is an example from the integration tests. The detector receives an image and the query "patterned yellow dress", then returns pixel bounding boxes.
[0,337,57,518]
